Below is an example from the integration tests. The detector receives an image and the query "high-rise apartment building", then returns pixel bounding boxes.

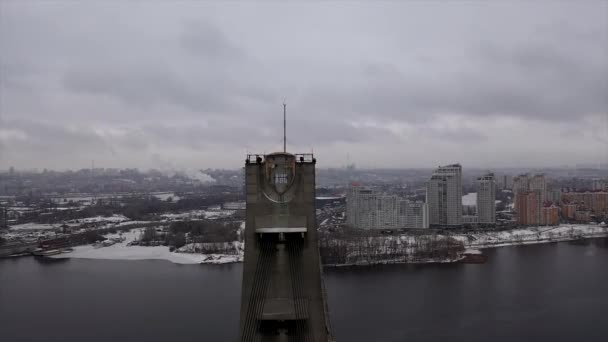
[426,164,462,228]
[592,179,607,191]
[529,174,547,205]
[403,201,429,229]
[506,175,513,190]
[513,174,546,224]
[594,192,608,215]
[562,203,577,220]
[347,185,429,229]
[513,174,530,197]
[516,191,540,225]
[547,189,562,204]
[477,173,496,225]
[376,194,402,230]
[541,205,559,226]
[561,191,608,216]
[346,185,375,229]
[498,174,512,190]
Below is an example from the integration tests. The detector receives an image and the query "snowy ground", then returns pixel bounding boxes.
[8,223,61,231]
[49,227,244,265]
[204,210,236,219]
[378,224,608,249]
[8,209,234,235]
[176,241,243,254]
[69,214,129,224]
[38,223,608,266]
[9,215,132,232]
[160,209,236,221]
[48,192,180,204]
[322,224,608,267]
[450,224,608,248]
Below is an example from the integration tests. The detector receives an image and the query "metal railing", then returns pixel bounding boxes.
[246,153,315,164]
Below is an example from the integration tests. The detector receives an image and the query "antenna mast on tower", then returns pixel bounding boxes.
[283,101,287,152]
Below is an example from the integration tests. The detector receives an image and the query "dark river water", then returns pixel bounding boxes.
[2,241,608,342]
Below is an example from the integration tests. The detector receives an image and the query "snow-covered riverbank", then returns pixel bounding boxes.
[323,256,465,268]
[49,228,243,265]
[321,224,608,267]
[47,224,607,266]
[451,224,608,249]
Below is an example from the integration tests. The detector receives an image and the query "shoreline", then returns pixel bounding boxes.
[322,256,466,268]
[46,233,608,266]
[469,232,608,249]
[6,225,606,266]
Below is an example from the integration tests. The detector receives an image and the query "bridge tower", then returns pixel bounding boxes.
[239,152,333,341]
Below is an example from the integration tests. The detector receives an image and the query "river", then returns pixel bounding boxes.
[1,241,607,342]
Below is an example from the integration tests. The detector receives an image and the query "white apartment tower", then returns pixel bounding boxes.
[347,185,428,229]
[426,164,462,228]
[403,201,429,229]
[477,173,496,225]
[346,185,375,229]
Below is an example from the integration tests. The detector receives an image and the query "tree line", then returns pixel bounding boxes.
[16,194,242,224]
[319,228,464,265]
[138,220,240,250]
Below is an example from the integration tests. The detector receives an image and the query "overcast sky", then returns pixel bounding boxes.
[0,1,606,171]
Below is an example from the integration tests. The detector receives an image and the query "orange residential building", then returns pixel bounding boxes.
[592,192,608,215]
[516,191,540,225]
[562,204,577,220]
[541,205,559,226]
[563,192,605,210]
[561,191,608,219]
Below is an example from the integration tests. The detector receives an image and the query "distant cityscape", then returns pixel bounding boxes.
[1,165,607,229]
[345,164,607,231]
[1,163,607,265]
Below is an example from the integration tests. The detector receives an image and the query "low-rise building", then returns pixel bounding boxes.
[575,210,592,223]
[462,215,478,225]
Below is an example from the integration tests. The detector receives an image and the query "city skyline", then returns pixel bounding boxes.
[1,2,607,170]
[2,162,608,174]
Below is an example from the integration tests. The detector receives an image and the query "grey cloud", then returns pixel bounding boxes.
[180,20,244,60]
[60,21,276,116]
[138,115,392,150]
[1,120,112,153]
[473,42,608,115]
[303,37,607,124]
[0,62,37,91]
[62,63,276,116]
[0,117,392,171]
[0,120,118,169]
[426,126,487,144]
[1,2,607,169]
[287,117,396,146]
[63,64,233,113]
